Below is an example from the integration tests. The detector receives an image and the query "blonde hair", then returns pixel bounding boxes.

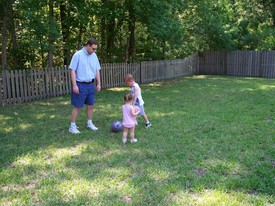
[124,74,135,83]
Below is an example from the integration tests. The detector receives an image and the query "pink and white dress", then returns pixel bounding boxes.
[122,104,137,128]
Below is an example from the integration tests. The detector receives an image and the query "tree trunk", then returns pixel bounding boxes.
[8,0,18,68]
[128,11,135,63]
[106,18,116,62]
[48,0,54,68]
[271,0,275,27]
[60,1,70,66]
[1,1,8,70]
[100,17,106,63]
[77,22,83,50]
[128,20,135,63]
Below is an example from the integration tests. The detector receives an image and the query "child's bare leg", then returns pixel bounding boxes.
[122,127,128,143]
[142,114,151,128]
[142,114,149,122]
[129,127,135,140]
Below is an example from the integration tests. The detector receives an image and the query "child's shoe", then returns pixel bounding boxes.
[130,138,137,143]
[122,138,127,144]
[145,122,151,128]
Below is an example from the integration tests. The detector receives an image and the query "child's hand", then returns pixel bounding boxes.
[131,106,140,116]
[135,107,140,114]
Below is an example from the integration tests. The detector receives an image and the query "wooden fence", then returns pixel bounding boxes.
[1,50,274,106]
[197,50,275,78]
[0,57,196,106]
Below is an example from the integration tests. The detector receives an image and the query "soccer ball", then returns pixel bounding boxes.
[111,120,123,132]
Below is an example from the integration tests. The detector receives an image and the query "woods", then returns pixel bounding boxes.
[1,0,275,71]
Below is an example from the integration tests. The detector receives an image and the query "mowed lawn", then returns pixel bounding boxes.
[0,75,274,206]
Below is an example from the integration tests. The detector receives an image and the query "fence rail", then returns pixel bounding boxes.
[0,57,196,106]
[1,50,275,106]
[197,50,275,78]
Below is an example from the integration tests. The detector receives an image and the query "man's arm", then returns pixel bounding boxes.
[96,70,101,91]
[70,69,79,94]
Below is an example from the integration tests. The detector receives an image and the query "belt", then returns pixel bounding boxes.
[76,79,94,84]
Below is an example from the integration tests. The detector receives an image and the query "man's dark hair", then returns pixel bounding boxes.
[86,38,97,46]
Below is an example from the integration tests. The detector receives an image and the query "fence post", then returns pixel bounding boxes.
[259,51,264,78]
[0,71,7,106]
[139,62,142,84]
[224,52,227,75]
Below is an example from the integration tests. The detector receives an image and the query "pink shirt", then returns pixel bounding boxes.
[122,104,137,128]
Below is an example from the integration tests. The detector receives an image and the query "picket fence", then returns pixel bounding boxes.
[0,56,196,106]
[1,50,275,106]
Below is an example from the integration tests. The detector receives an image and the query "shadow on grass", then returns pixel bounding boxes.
[0,76,274,205]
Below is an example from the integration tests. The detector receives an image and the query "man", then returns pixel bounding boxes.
[68,37,101,134]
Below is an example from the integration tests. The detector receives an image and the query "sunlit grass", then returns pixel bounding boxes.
[0,75,274,205]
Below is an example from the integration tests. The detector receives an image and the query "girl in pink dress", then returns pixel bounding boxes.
[122,93,140,144]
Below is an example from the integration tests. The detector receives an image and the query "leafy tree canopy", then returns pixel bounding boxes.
[0,0,274,70]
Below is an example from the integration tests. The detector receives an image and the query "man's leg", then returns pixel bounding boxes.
[87,105,94,120]
[69,107,81,134]
[71,107,81,123]
[87,105,98,130]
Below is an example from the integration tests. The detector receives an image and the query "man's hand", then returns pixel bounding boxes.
[73,85,79,94]
[96,84,101,92]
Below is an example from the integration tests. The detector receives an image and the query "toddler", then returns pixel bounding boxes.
[124,74,151,128]
[122,93,140,144]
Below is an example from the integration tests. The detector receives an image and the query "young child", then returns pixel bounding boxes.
[124,74,151,128]
[122,93,140,144]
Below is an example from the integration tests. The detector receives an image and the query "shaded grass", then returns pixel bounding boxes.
[0,75,274,205]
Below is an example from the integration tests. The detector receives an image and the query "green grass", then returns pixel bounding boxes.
[0,75,274,206]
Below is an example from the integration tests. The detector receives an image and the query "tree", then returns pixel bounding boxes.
[1,0,275,71]
[1,0,8,70]
[97,0,125,63]
[181,0,236,54]
[59,0,77,66]
[1,0,18,70]
[135,0,185,59]
[48,0,54,68]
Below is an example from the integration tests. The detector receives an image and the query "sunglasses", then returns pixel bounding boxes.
[89,45,97,51]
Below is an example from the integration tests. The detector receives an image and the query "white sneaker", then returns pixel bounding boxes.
[69,125,81,134]
[122,138,127,144]
[87,122,98,131]
[130,138,137,143]
[145,122,151,128]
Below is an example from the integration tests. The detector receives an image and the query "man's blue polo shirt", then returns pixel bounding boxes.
[69,48,101,82]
